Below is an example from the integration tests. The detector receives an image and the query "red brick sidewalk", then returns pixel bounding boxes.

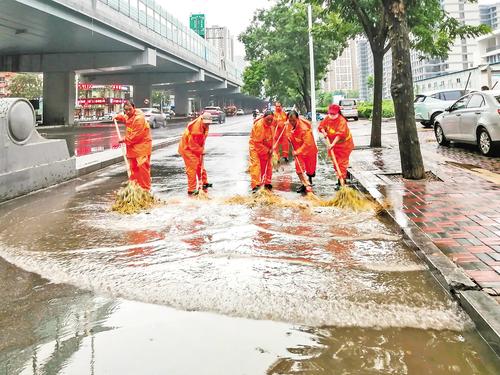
[348,120,500,297]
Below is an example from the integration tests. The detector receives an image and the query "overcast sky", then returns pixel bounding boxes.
[157,0,274,57]
[157,0,496,57]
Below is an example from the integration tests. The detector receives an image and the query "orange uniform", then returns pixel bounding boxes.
[318,115,354,180]
[286,117,318,177]
[178,116,209,192]
[249,117,274,189]
[115,109,152,190]
[273,110,288,158]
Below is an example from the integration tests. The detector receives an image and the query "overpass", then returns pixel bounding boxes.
[0,0,262,124]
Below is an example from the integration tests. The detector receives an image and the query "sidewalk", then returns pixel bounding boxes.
[348,119,500,353]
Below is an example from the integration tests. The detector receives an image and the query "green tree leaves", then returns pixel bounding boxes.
[8,73,42,99]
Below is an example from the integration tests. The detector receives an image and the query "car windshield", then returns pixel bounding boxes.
[340,100,355,106]
[495,96,500,104]
[204,107,219,110]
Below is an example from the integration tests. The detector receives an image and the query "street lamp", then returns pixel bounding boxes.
[308,4,317,125]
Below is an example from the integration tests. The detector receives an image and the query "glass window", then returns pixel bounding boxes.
[442,90,464,101]
[466,94,485,108]
[138,1,146,25]
[414,95,425,103]
[450,95,470,111]
[130,0,138,20]
[147,6,154,29]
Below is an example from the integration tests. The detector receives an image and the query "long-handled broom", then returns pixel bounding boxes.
[195,154,210,199]
[111,119,157,214]
[289,141,318,199]
[322,136,370,210]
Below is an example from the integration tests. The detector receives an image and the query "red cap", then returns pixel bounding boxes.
[328,104,341,115]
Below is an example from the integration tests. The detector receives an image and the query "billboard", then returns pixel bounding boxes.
[189,14,205,38]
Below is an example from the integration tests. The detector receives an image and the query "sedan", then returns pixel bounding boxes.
[415,89,469,127]
[236,109,245,115]
[433,90,500,156]
[139,108,167,128]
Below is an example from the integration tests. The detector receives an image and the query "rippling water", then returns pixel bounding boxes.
[0,120,498,374]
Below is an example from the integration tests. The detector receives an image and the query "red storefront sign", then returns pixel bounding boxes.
[78,98,106,106]
[109,98,127,104]
[111,84,123,91]
[78,83,93,90]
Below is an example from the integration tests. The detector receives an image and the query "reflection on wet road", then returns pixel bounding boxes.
[1,116,499,374]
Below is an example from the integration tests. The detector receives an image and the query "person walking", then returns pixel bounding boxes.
[249,110,275,193]
[273,101,289,162]
[178,112,213,195]
[286,110,318,194]
[318,104,354,188]
[114,100,152,191]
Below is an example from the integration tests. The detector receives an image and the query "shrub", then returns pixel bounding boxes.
[357,100,394,119]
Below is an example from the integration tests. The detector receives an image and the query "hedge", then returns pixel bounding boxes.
[316,100,394,119]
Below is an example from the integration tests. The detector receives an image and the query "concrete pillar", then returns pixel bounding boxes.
[174,90,189,116]
[43,71,76,125]
[132,83,152,107]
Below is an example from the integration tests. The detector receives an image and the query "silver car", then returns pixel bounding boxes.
[339,99,358,121]
[139,107,167,128]
[433,90,500,156]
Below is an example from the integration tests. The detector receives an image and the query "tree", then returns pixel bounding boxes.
[383,0,424,179]
[317,90,333,107]
[307,0,488,148]
[239,1,354,112]
[8,73,42,99]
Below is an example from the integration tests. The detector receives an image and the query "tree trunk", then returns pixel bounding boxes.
[371,48,384,148]
[384,0,425,179]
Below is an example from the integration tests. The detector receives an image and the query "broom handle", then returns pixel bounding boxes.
[198,153,204,190]
[289,137,311,187]
[260,127,283,186]
[323,135,345,186]
[114,119,131,177]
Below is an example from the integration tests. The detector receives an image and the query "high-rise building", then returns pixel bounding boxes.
[356,38,392,101]
[321,40,359,94]
[205,25,234,65]
[412,0,481,81]
[478,2,500,64]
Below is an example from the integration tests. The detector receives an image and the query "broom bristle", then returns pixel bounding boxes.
[316,186,374,211]
[224,188,310,210]
[112,181,159,214]
[194,189,210,200]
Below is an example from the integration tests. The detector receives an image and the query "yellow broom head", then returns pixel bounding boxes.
[317,186,374,211]
[193,188,210,200]
[271,152,279,167]
[112,181,159,214]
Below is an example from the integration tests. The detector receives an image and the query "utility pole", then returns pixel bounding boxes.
[308,4,316,124]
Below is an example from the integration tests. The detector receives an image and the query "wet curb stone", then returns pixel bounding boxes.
[350,167,500,356]
[76,136,180,176]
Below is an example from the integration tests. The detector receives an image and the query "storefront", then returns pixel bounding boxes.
[76,83,130,120]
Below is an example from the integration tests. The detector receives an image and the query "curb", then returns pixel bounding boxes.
[350,167,500,356]
[76,136,180,177]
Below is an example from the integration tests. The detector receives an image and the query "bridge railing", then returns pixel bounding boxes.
[97,0,243,83]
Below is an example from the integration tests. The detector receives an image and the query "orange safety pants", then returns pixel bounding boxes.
[249,151,272,189]
[181,152,208,192]
[295,153,317,177]
[128,155,151,191]
[330,142,354,180]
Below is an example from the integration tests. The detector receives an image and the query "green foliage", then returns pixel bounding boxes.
[317,91,333,107]
[239,0,356,110]
[357,100,394,119]
[8,73,42,99]
[316,106,328,113]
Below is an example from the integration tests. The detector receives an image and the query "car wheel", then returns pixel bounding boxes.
[219,117,222,124]
[477,128,496,156]
[434,124,449,146]
[152,120,157,129]
[354,117,358,121]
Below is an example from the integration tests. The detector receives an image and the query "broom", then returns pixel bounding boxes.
[322,136,370,210]
[111,119,157,214]
[272,125,286,168]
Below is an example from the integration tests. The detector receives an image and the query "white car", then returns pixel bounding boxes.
[139,108,167,128]
[434,90,500,156]
[339,99,358,121]
[236,109,244,115]
[414,89,469,127]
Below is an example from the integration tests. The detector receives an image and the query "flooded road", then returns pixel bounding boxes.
[1,116,499,374]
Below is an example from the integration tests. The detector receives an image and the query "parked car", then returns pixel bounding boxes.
[203,106,226,123]
[433,90,500,156]
[236,108,245,115]
[415,89,469,128]
[339,99,358,121]
[139,108,167,128]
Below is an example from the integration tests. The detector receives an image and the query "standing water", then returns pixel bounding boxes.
[0,117,498,374]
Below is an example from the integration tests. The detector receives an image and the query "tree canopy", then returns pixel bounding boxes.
[239,0,355,111]
[8,73,42,99]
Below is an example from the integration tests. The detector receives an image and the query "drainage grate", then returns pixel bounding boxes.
[378,171,442,183]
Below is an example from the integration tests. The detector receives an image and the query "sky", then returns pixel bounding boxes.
[157,0,274,57]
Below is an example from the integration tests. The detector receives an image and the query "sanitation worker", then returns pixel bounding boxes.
[286,110,318,194]
[114,100,152,191]
[249,110,275,193]
[178,112,213,195]
[273,101,289,162]
[318,103,354,188]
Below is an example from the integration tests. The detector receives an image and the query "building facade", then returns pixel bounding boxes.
[321,40,359,94]
[205,25,234,68]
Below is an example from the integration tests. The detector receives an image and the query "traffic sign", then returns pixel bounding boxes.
[190,14,205,38]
